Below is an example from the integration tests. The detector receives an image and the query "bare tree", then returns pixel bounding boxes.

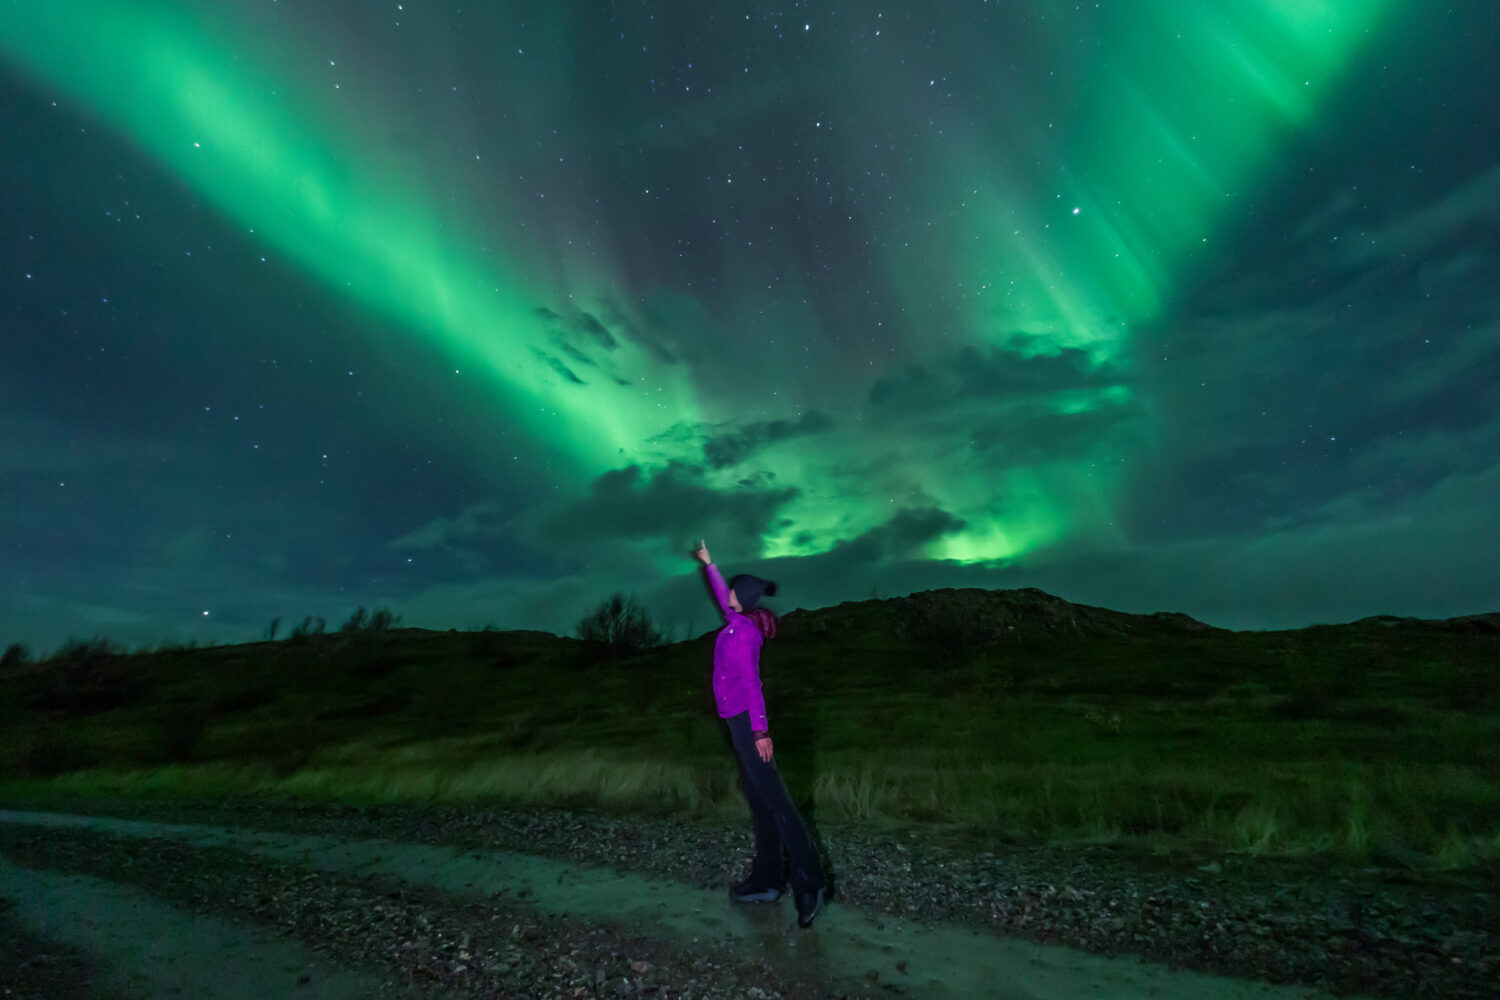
[575,592,666,660]
[368,607,400,631]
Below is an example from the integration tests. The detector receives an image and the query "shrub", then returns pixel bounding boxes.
[368,607,400,631]
[351,652,405,679]
[575,592,666,661]
[341,606,401,635]
[15,726,103,777]
[468,624,513,662]
[28,636,147,715]
[161,705,209,762]
[314,691,411,721]
[49,635,121,668]
[289,616,327,641]
[211,684,275,713]
[893,592,1006,667]
[2,642,30,671]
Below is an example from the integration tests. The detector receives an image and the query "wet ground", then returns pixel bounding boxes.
[1,808,1366,1000]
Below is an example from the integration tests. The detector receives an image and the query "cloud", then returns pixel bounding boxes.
[702,410,834,468]
[1340,163,1500,269]
[574,312,619,351]
[868,342,1118,410]
[0,591,159,653]
[1115,153,1500,549]
[552,338,598,370]
[679,459,1500,633]
[596,300,679,364]
[824,506,967,565]
[539,462,800,548]
[391,500,507,550]
[968,407,1135,463]
[161,526,215,570]
[394,572,598,635]
[854,342,1141,482]
[395,541,708,639]
[530,347,586,385]
[865,343,1136,455]
[1024,457,1500,629]
[530,306,625,382]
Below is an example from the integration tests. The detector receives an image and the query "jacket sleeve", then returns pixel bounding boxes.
[704,563,734,618]
[744,624,770,732]
[747,672,769,733]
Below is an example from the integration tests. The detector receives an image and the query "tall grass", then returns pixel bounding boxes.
[804,756,1500,861]
[8,739,1497,868]
[279,746,717,814]
[3,614,1498,868]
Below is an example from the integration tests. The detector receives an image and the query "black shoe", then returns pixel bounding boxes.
[794,887,824,928]
[730,877,783,903]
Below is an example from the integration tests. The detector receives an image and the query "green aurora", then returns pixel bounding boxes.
[8,1,1496,646]
[1,1,1394,565]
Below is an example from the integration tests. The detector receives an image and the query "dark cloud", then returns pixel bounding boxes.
[1340,164,1500,271]
[1011,460,1500,629]
[823,507,967,566]
[552,338,598,370]
[531,348,586,385]
[541,462,799,547]
[868,343,1116,410]
[855,343,1138,478]
[531,309,618,376]
[388,501,568,581]
[391,500,507,550]
[1123,159,1500,545]
[574,312,619,351]
[703,410,834,469]
[644,459,1500,637]
[597,300,679,364]
[969,403,1139,463]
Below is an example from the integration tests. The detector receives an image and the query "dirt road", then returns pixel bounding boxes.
[0,807,1359,1000]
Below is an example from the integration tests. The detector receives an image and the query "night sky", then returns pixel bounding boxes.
[3,1,1497,652]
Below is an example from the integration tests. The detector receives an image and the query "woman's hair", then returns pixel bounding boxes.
[747,607,778,640]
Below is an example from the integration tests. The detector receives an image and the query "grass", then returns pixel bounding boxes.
[2,593,1498,870]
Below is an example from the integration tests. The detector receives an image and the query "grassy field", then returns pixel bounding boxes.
[3,589,1497,869]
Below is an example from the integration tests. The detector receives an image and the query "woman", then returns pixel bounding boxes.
[692,539,825,928]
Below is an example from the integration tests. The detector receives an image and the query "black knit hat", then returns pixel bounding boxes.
[729,574,777,610]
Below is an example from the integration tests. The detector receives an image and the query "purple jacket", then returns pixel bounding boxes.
[704,563,769,731]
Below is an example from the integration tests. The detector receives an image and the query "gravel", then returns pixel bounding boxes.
[4,796,1497,999]
[0,822,828,1000]
[1,905,126,1000]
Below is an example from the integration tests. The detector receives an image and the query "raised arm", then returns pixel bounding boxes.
[692,539,735,616]
[704,562,735,617]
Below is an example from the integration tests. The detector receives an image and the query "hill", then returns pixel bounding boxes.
[2,587,1497,865]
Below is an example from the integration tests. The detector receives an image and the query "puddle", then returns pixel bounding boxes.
[0,853,407,1000]
[1,809,1353,999]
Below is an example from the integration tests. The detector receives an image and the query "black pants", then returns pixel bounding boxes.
[725,711,825,894]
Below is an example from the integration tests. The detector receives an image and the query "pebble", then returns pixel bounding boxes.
[7,796,1497,1000]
